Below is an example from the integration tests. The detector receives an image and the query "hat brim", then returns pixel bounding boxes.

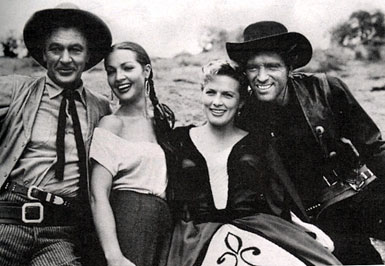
[23,8,112,71]
[226,32,312,69]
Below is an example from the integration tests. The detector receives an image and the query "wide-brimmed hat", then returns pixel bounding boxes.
[226,21,312,69]
[23,3,112,71]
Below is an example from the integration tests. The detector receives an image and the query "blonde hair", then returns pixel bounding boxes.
[201,59,249,100]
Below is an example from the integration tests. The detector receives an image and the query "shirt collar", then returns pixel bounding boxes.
[45,75,86,105]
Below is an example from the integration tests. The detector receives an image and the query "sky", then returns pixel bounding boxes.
[0,0,384,57]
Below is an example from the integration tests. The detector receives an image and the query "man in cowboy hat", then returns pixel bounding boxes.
[0,3,111,265]
[227,21,385,264]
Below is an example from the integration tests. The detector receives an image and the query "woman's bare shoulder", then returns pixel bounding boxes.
[97,114,123,135]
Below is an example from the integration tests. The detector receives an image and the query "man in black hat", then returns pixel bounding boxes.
[227,21,385,264]
[0,4,111,266]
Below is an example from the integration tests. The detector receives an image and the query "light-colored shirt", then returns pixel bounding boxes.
[10,75,88,197]
[90,127,168,199]
[203,146,232,210]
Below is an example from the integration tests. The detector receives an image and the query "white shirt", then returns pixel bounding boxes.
[202,146,232,210]
[90,127,168,199]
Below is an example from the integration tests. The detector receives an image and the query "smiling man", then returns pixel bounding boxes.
[226,21,385,265]
[44,27,89,89]
[0,4,111,266]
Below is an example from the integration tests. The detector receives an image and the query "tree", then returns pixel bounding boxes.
[2,36,18,58]
[1,30,28,58]
[199,26,228,52]
[331,10,385,60]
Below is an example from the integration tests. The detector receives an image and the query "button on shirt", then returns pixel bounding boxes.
[10,76,88,198]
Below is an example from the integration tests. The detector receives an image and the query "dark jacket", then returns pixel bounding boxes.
[166,126,308,223]
[292,73,385,178]
[239,72,385,208]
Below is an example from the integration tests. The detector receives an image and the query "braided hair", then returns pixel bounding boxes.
[107,42,175,139]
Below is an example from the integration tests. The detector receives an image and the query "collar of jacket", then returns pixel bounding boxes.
[289,73,338,149]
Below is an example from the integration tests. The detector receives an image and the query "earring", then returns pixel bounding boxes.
[237,108,242,117]
[145,79,150,96]
[110,89,114,102]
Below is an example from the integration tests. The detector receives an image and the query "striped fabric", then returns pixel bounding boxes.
[0,191,82,266]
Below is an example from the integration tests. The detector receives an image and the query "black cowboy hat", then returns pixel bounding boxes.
[23,3,112,71]
[226,21,312,69]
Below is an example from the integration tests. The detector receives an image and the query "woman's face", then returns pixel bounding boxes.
[105,49,150,103]
[201,75,243,128]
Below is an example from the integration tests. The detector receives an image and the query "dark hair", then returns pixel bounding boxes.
[202,59,249,101]
[237,44,298,71]
[106,42,175,139]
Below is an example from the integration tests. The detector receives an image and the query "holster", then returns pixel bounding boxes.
[307,133,377,221]
[307,164,377,221]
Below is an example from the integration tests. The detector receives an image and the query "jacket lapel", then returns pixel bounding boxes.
[290,74,335,145]
[22,77,46,139]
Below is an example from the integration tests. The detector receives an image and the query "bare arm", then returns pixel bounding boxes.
[90,162,135,266]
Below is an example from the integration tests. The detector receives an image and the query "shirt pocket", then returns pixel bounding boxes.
[30,111,56,148]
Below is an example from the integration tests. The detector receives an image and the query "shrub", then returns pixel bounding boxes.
[330,10,385,60]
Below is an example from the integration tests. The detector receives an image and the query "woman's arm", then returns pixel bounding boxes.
[90,162,135,266]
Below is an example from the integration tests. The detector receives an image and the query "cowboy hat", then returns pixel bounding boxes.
[23,3,112,71]
[226,21,312,69]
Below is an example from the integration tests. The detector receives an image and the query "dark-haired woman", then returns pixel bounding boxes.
[166,60,341,265]
[89,42,175,266]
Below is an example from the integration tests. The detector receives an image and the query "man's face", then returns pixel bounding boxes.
[245,51,289,104]
[43,27,89,89]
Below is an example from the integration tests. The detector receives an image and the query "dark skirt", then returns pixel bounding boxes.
[110,190,172,266]
[167,213,341,266]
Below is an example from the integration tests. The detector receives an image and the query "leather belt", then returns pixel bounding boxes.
[306,164,377,220]
[0,201,78,226]
[3,182,75,208]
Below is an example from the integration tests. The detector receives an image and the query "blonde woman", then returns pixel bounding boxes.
[166,60,340,266]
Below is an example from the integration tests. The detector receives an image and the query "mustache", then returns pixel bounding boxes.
[56,64,76,70]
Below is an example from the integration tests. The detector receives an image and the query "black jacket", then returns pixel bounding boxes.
[166,126,308,223]
[239,72,385,208]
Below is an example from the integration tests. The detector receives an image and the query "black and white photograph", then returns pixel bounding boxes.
[0,0,384,265]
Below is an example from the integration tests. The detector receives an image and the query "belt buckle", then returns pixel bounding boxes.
[22,202,44,223]
[348,168,373,191]
[27,185,43,201]
[348,180,365,191]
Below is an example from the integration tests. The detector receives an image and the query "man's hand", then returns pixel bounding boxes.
[290,211,335,252]
[108,255,136,266]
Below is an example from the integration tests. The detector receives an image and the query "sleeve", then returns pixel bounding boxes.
[99,95,112,117]
[0,75,16,126]
[89,129,119,176]
[327,76,385,181]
